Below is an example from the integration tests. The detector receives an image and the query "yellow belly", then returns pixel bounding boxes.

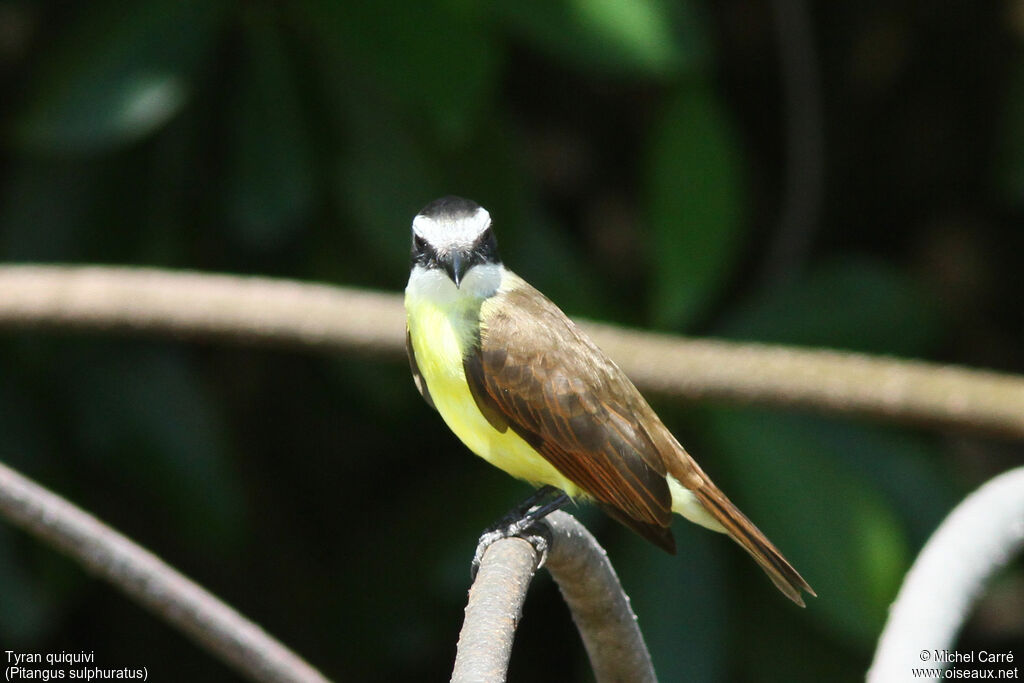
[406,297,581,496]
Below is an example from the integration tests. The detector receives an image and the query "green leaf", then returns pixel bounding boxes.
[704,407,910,647]
[719,257,940,356]
[225,8,315,249]
[494,0,707,78]
[297,0,497,142]
[646,84,746,329]
[812,419,956,545]
[12,0,228,154]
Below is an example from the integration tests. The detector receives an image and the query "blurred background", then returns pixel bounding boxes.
[0,1,1021,680]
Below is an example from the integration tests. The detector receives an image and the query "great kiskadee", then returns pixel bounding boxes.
[404,196,814,605]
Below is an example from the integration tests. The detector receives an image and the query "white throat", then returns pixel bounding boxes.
[405,263,504,305]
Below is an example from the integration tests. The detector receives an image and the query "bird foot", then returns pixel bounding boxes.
[470,486,569,579]
[471,519,554,577]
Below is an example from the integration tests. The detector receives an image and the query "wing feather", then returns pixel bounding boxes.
[406,327,435,410]
[464,279,675,548]
[461,275,814,604]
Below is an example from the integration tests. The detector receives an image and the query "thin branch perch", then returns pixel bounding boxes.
[0,460,330,683]
[0,264,1021,439]
[544,512,657,683]
[452,512,655,683]
[868,466,1024,681]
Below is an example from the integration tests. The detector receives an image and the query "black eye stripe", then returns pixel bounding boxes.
[471,227,496,252]
[411,233,438,269]
[409,223,500,272]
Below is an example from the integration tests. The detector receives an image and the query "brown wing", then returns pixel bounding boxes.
[467,277,815,605]
[465,279,676,552]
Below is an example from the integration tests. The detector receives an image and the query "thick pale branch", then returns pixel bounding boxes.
[0,460,330,683]
[0,264,402,354]
[0,264,1022,439]
[868,467,1024,681]
[588,323,1024,439]
[451,538,536,683]
[451,512,655,683]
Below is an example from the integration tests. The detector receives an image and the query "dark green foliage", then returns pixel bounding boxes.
[647,82,746,329]
[0,1,1021,681]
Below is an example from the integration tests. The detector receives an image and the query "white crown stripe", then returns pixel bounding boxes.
[412,207,492,253]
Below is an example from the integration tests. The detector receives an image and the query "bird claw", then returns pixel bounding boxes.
[470,518,554,580]
[470,487,568,580]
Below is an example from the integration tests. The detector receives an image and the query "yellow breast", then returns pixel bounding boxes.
[405,289,580,495]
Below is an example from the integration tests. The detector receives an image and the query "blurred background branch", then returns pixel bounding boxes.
[1,264,1021,439]
[0,459,330,683]
[868,467,1024,681]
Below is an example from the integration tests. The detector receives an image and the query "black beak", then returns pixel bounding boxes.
[443,251,470,288]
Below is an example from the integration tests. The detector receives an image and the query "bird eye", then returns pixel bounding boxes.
[475,227,498,255]
[413,234,428,253]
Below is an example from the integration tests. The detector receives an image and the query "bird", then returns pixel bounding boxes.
[403,195,814,605]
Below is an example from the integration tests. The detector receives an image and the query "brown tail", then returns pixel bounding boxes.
[691,481,815,606]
